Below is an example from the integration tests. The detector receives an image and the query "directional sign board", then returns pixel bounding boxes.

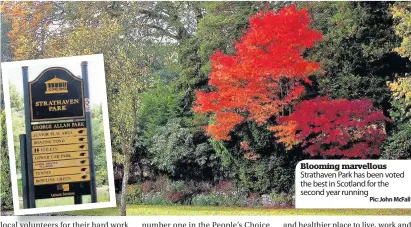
[31,120,92,199]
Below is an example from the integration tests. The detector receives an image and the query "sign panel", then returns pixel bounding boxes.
[33,151,89,163]
[32,143,88,154]
[32,121,86,132]
[34,166,90,178]
[34,182,91,199]
[33,158,89,170]
[34,174,90,185]
[32,136,88,146]
[32,128,86,139]
[29,67,85,122]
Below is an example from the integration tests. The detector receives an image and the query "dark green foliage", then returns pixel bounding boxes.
[1,111,13,210]
[270,187,294,207]
[1,14,12,62]
[197,2,264,70]
[1,17,14,209]
[1,14,12,109]
[381,121,411,159]
[381,76,411,159]
[301,2,411,110]
[148,118,224,181]
[214,122,304,194]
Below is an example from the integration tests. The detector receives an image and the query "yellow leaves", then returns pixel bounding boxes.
[391,2,411,60]
[388,77,411,106]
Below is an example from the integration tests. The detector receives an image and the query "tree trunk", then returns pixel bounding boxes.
[120,152,131,216]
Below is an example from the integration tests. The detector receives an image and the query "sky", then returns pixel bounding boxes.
[1,54,107,106]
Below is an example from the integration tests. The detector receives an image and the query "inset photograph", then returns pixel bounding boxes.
[1,54,116,215]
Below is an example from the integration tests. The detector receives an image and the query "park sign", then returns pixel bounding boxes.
[29,67,85,121]
[20,63,97,208]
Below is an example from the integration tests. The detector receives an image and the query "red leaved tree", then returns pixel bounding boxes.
[272,97,390,158]
[193,5,323,140]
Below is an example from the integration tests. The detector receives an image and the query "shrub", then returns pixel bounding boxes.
[214,181,233,192]
[191,181,247,206]
[153,176,169,193]
[191,194,220,206]
[245,193,262,207]
[141,180,155,194]
[96,168,108,187]
[195,181,212,193]
[212,121,302,195]
[270,189,294,207]
[165,191,184,203]
[141,193,174,206]
[140,178,195,205]
[148,119,222,181]
[126,184,142,204]
[167,180,186,192]
[191,192,246,207]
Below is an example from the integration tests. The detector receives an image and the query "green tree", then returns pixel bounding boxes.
[382,77,411,159]
[103,42,151,216]
[9,84,23,112]
[1,13,12,109]
[382,3,411,159]
[0,110,13,210]
[300,2,410,110]
[1,14,12,62]
[40,6,152,215]
[11,112,24,172]
[138,83,182,139]
[8,84,25,172]
[91,104,108,186]
[148,118,224,181]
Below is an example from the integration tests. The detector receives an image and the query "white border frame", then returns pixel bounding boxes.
[1,54,116,215]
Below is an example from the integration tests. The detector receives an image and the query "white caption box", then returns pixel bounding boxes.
[295,160,411,208]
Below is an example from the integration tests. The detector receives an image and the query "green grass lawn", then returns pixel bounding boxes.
[18,179,22,196]
[37,187,110,208]
[65,205,411,216]
[18,186,110,208]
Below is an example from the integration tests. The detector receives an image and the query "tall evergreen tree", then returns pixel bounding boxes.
[301,2,411,112]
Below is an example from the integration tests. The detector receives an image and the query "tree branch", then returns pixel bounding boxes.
[145,23,178,40]
[138,8,169,21]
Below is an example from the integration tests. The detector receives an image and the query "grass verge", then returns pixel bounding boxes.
[65,205,411,216]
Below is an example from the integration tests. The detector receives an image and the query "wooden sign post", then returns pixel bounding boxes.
[20,63,97,208]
